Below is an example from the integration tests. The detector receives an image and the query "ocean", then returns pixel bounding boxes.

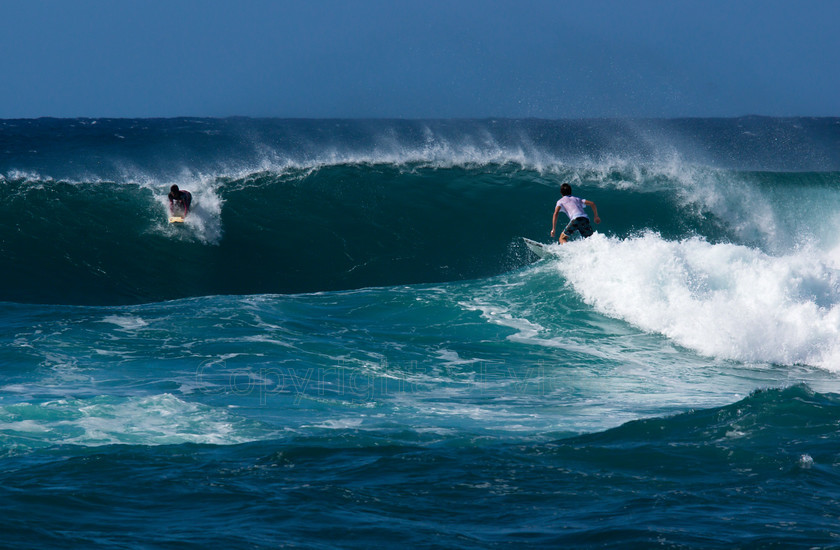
[1,117,840,548]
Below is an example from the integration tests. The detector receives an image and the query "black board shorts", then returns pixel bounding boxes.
[563,217,593,238]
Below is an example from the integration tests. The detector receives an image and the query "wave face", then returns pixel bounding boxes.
[3,117,840,548]
[2,117,840,304]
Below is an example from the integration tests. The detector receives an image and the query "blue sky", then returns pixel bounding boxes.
[1,0,838,118]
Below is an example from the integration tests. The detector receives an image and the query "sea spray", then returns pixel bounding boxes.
[546,233,840,368]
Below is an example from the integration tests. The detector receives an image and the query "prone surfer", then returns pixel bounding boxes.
[550,183,600,244]
[168,185,192,218]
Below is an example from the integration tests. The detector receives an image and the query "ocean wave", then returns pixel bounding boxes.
[3,117,839,183]
[537,233,840,369]
[2,117,839,305]
[2,160,839,305]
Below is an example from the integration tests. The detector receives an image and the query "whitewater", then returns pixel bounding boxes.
[1,117,840,548]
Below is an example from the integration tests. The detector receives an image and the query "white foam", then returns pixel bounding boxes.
[0,420,48,433]
[307,418,364,429]
[100,314,148,330]
[0,394,265,448]
[141,168,225,245]
[433,349,482,368]
[545,233,840,370]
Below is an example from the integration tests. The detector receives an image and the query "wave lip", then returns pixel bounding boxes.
[3,118,840,180]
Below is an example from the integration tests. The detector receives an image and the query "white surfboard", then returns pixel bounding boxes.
[523,237,552,259]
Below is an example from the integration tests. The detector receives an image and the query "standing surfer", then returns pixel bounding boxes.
[550,183,600,244]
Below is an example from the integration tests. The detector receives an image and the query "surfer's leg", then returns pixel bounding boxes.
[561,219,578,243]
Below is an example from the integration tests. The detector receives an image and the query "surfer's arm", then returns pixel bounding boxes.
[585,200,601,224]
[550,205,561,237]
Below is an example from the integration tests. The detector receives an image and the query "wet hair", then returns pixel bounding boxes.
[169,184,180,199]
[560,183,572,196]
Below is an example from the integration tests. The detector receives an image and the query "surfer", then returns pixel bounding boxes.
[168,185,192,218]
[550,183,600,244]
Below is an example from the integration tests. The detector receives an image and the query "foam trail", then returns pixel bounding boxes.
[547,233,840,369]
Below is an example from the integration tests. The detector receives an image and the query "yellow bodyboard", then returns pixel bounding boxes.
[169,216,184,224]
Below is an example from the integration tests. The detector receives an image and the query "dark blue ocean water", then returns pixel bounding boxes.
[2,117,840,548]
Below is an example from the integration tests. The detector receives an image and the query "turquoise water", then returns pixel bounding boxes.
[1,118,840,548]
